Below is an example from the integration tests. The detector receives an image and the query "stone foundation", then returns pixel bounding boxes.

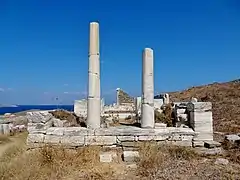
[27,125,196,148]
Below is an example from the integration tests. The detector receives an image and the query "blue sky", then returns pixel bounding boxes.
[0,0,239,105]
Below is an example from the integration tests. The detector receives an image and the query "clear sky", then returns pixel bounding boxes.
[0,0,239,105]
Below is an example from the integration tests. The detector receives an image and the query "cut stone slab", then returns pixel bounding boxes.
[214,158,229,165]
[85,136,116,145]
[123,151,139,162]
[155,123,167,128]
[27,134,45,144]
[116,136,136,142]
[44,135,61,144]
[63,127,94,136]
[100,152,113,163]
[204,141,221,148]
[187,102,212,112]
[46,127,64,136]
[26,111,53,123]
[193,141,204,147]
[195,147,223,155]
[61,136,85,147]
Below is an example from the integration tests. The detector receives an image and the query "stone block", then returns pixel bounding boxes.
[95,126,157,136]
[26,111,53,123]
[116,136,136,142]
[138,135,168,141]
[61,136,84,146]
[85,136,116,145]
[44,135,61,144]
[155,123,167,128]
[2,124,10,135]
[192,141,204,147]
[204,141,221,148]
[121,142,140,147]
[99,152,113,163]
[195,147,223,155]
[46,127,64,136]
[187,102,212,112]
[63,127,93,136]
[27,134,45,144]
[123,151,139,162]
[168,135,193,141]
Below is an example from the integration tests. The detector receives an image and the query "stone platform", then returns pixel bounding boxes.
[27,126,196,148]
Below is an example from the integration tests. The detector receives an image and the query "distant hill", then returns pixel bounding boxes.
[169,79,240,133]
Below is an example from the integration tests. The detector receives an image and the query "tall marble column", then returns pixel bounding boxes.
[141,48,154,128]
[87,22,101,128]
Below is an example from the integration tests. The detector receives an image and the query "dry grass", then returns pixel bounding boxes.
[0,142,116,180]
[137,142,240,179]
[0,135,11,144]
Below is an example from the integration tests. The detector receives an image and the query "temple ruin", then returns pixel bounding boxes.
[26,22,216,161]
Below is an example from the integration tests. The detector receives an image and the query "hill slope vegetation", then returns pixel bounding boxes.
[169,79,240,133]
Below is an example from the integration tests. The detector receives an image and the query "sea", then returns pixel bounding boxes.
[0,105,74,115]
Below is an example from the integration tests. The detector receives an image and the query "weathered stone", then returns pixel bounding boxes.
[26,111,53,123]
[138,135,168,141]
[46,127,64,136]
[123,151,139,162]
[121,142,140,147]
[155,123,167,128]
[99,152,113,163]
[204,141,221,148]
[63,127,93,136]
[61,136,84,146]
[2,124,10,135]
[116,136,136,142]
[168,135,193,141]
[195,147,223,155]
[27,134,45,144]
[44,135,61,144]
[52,118,65,127]
[85,136,116,145]
[214,158,229,165]
[225,134,240,142]
[187,102,212,112]
[193,141,204,147]
[141,48,154,128]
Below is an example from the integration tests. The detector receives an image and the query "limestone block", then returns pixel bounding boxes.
[116,136,136,142]
[204,141,221,148]
[61,136,84,146]
[155,123,167,128]
[44,135,61,144]
[168,135,193,141]
[46,127,64,136]
[192,141,204,147]
[187,102,212,112]
[99,152,113,163]
[167,127,195,135]
[26,111,53,123]
[63,127,93,136]
[194,132,213,141]
[121,142,141,148]
[138,135,169,141]
[27,134,45,144]
[123,151,139,162]
[52,118,65,127]
[195,147,223,155]
[214,158,229,165]
[2,124,10,135]
[95,126,156,136]
[85,136,116,145]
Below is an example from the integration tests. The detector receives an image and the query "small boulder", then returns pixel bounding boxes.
[214,158,229,165]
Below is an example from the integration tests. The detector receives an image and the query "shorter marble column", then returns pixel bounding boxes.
[141,48,154,128]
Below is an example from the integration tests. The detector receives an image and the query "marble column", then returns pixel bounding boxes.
[87,22,101,128]
[141,48,154,128]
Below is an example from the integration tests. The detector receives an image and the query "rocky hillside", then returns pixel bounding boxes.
[169,79,240,133]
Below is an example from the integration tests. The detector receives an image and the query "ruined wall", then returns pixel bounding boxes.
[117,89,134,105]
